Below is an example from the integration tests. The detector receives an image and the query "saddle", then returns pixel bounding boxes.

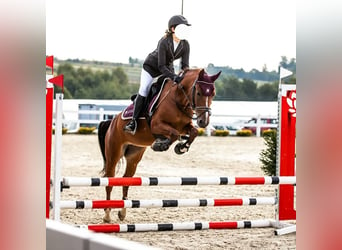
[121,76,169,120]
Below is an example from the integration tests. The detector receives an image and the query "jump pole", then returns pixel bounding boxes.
[62,176,296,188]
[82,219,276,233]
[60,197,277,209]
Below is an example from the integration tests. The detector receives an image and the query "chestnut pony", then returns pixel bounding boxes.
[98,68,221,222]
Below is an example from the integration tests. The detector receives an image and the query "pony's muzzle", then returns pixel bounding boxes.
[197,118,209,128]
[197,113,210,128]
[196,107,211,128]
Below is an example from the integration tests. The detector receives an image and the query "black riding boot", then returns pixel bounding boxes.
[124,94,146,135]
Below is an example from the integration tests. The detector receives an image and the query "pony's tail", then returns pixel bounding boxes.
[98,120,112,174]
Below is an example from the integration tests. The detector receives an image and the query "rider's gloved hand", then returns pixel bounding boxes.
[173,75,184,83]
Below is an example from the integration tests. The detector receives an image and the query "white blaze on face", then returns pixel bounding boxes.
[205,96,209,124]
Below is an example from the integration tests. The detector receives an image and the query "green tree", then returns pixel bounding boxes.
[279,56,288,68]
[112,67,128,85]
[94,80,119,99]
[57,63,75,77]
[219,75,243,100]
[101,69,111,82]
[241,79,257,100]
[279,56,296,74]
[259,130,277,176]
[55,63,78,98]
[56,63,134,99]
[257,82,278,101]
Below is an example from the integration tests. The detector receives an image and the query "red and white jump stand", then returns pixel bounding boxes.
[46,77,53,219]
[274,82,296,235]
[46,73,296,236]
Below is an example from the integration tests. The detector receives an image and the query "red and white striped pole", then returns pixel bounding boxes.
[83,219,274,233]
[59,197,277,209]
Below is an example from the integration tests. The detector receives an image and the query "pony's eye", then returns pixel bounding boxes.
[197,92,201,96]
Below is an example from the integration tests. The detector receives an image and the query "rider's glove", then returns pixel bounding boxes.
[173,75,184,83]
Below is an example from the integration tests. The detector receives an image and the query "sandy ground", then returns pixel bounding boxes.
[51,134,296,249]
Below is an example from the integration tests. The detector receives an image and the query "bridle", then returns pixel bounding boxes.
[177,77,213,120]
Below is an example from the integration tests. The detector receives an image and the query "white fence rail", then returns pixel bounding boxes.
[55,109,277,137]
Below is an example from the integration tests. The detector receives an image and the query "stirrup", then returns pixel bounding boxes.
[124,120,137,135]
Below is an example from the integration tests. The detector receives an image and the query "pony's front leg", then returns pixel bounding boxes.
[118,188,128,221]
[174,125,198,155]
[150,123,179,152]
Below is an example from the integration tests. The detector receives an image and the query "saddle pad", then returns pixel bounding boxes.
[147,78,169,115]
[121,103,135,120]
[121,78,169,120]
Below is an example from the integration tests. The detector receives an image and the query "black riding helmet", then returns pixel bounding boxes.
[168,15,191,29]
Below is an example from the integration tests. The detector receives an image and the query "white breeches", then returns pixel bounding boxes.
[138,69,154,97]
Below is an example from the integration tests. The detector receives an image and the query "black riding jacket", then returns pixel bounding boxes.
[143,34,190,79]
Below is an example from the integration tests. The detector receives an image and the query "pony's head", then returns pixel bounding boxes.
[193,69,221,128]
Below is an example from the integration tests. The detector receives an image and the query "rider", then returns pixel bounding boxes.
[124,15,191,134]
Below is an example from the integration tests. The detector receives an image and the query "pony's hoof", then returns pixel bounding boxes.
[151,138,170,151]
[174,142,189,154]
[103,215,111,223]
[118,211,126,221]
[103,208,112,223]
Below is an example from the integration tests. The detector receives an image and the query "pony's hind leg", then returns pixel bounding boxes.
[118,145,146,221]
[103,186,113,223]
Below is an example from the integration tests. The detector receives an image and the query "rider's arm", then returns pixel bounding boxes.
[180,40,190,71]
[157,38,177,79]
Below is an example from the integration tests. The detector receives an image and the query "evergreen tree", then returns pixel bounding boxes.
[259,130,277,176]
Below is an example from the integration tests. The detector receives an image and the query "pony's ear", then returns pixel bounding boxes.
[199,68,205,79]
[210,71,221,82]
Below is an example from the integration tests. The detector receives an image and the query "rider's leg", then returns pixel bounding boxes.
[124,94,146,134]
[124,69,153,135]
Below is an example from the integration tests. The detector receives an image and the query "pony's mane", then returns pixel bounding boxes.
[182,68,202,80]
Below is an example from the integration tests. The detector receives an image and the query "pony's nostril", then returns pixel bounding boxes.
[197,119,207,128]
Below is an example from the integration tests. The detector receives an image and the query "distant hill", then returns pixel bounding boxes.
[206,64,280,82]
[55,57,295,84]
[55,58,142,84]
